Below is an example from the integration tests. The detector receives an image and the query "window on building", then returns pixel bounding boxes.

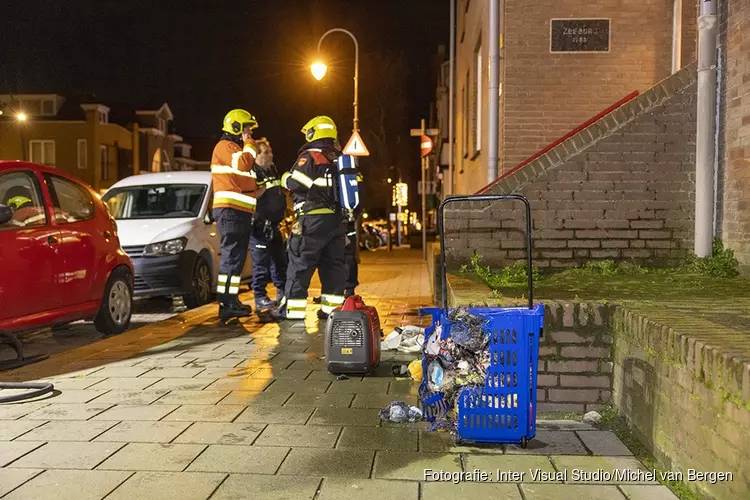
[473,40,482,155]
[460,85,466,159]
[44,174,95,224]
[100,145,109,181]
[157,117,167,133]
[99,111,109,124]
[29,140,56,166]
[464,71,470,158]
[0,170,48,230]
[42,99,55,116]
[77,139,87,169]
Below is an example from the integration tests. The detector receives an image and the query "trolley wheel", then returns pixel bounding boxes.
[520,437,528,449]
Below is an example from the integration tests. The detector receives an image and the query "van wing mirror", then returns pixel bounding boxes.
[204,211,214,224]
[0,204,12,225]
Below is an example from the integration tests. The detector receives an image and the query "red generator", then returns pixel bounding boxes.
[325,295,382,375]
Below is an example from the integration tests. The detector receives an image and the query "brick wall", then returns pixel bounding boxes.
[612,307,750,500]
[452,0,698,195]
[447,274,750,499]
[537,302,615,413]
[444,65,698,268]
[718,0,750,269]
[501,0,674,176]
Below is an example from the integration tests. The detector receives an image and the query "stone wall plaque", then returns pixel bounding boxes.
[550,19,611,53]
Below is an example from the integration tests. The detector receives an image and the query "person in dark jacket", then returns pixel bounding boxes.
[250,139,288,317]
[276,116,347,321]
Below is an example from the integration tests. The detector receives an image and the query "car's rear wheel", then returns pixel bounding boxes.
[183,256,212,309]
[94,267,133,335]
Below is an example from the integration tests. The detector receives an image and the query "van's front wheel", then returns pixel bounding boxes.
[183,257,212,309]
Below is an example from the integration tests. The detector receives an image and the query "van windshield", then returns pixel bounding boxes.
[103,184,207,220]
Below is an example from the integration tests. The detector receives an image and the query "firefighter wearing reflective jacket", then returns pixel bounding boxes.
[344,169,365,297]
[211,109,262,320]
[250,139,288,316]
[276,116,347,321]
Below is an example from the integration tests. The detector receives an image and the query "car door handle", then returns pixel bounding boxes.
[47,235,59,245]
[103,230,112,239]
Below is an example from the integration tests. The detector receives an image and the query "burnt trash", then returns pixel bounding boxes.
[419,307,494,433]
[378,401,423,423]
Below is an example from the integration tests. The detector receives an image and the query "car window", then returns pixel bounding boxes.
[102,184,207,219]
[44,174,96,224]
[0,170,48,230]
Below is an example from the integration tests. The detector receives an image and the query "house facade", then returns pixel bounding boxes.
[446,0,697,195]
[434,0,750,268]
[0,95,203,192]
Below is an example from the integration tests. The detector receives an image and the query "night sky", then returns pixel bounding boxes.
[1,0,450,205]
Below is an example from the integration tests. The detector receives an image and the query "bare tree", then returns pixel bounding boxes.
[358,50,412,215]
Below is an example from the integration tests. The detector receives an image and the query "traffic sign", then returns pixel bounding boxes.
[343,131,370,156]
[420,135,433,157]
[410,128,439,136]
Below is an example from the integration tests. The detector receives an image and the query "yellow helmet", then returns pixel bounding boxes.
[222,109,258,136]
[301,116,338,142]
[7,195,31,211]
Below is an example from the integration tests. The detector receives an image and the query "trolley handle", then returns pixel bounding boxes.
[438,194,534,311]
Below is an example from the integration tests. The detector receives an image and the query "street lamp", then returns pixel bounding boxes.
[17,113,27,161]
[310,61,327,81]
[312,28,359,133]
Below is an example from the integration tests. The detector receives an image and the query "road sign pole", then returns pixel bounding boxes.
[421,119,427,260]
[411,121,438,261]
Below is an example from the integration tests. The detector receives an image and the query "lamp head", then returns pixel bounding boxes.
[311,61,327,81]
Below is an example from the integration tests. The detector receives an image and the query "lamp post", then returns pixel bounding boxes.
[17,113,27,161]
[311,28,360,134]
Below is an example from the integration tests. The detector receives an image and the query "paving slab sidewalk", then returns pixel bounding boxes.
[0,250,676,500]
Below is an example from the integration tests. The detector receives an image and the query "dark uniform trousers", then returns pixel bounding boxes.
[213,208,252,302]
[283,214,347,319]
[249,220,287,300]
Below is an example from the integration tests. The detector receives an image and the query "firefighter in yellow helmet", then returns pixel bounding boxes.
[211,109,263,319]
[275,116,347,321]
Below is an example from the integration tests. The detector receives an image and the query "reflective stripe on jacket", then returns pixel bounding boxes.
[211,139,260,213]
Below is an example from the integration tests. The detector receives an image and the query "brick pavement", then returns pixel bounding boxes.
[0,248,678,499]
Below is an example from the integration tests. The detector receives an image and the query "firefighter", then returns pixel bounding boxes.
[276,116,347,321]
[211,109,262,320]
[3,186,45,227]
[250,139,288,316]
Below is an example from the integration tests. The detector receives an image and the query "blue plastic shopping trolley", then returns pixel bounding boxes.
[419,194,544,447]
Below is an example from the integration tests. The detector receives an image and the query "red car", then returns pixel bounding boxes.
[0,161,134,335]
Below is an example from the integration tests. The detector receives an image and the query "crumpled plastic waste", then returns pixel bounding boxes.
[381,326,425,353]
[419,307,498,433]
[408,359,423,382]
[427,359,456,394]
[378,401,423,423]
[382,331,403,350]
[424,326,442,356]
[447,308,489,352]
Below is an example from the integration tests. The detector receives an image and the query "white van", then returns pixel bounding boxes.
[102,172,252,308]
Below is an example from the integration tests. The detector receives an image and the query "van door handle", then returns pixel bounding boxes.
[47,235,59,245]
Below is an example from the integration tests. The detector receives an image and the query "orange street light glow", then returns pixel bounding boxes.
[311,61,328,80]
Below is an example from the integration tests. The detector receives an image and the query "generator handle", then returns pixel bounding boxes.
[438,194,534,311]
